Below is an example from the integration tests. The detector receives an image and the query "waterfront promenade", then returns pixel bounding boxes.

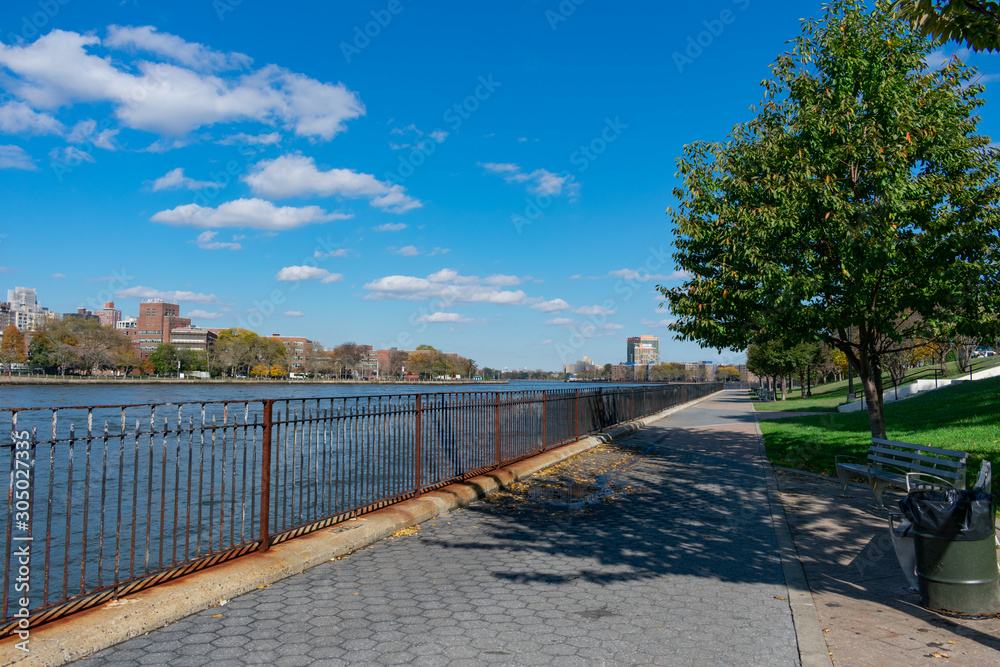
[78,391,805,666]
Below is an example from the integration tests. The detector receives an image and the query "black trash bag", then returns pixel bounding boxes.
[899,489,995,542]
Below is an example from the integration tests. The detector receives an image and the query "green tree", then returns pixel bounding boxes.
[147,344,180,375]
[0,324,27,373]
[660,0,1000,437]
[894,0,1000,51]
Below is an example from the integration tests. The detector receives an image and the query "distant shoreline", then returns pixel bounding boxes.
[0,377,509,386]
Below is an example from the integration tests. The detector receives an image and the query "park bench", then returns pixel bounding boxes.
[754,388,775,402]
[835,438,969,509]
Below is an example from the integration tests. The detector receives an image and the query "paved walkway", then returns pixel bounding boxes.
[775,469,1000,665]
[80,392,802,666]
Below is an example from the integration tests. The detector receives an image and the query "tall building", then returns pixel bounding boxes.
[95,301,122,328]
[627,335,660,365]
[5,286,51,331]
[134,301,191,355]
[7,287,38,313]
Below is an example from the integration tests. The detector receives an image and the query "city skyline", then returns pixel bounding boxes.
[1,1,997,370]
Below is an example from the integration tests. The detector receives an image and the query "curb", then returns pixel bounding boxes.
[1,391,723,666]
[751,401,835,667]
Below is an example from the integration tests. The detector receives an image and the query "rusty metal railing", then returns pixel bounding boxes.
[1,383,721,634]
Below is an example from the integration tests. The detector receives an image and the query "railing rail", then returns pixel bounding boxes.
[1,383,722,634]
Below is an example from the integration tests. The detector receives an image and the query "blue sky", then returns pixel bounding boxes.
[1,1,998,371]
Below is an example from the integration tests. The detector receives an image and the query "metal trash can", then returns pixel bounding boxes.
[899,489,1000,615]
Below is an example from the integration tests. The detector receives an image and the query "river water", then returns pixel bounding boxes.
[0,380,632,411]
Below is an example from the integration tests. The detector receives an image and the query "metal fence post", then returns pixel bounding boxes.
[541,391,547,450]
[574,389,579,440]
[414,394,422,495]
[494,393,502,467]
[258,399,274,553]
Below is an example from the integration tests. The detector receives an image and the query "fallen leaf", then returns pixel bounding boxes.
[210,614,223,618]
[927,653,950,659]
[774,596,787,600]
[822,628,830,633]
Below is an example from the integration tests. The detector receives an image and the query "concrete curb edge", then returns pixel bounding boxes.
[2,390,723,666]
[751,400,835,667]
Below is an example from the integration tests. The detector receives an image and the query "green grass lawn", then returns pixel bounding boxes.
[751,356,1000,413]
[759,375,1000,495]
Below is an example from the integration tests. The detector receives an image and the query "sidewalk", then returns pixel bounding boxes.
[78,391,804,666]
[773,469,1000,665]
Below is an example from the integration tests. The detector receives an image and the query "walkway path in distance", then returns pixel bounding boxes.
[83,391,802,666]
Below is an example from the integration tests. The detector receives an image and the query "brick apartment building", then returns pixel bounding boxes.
[132,301,191,356]
[268,335,313,373]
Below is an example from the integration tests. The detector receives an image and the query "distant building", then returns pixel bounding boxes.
[0,302,14,331]
[134,301,191,355]
[268,335,313,373]
[170,326,218,352]
[63,307,98,321]
[611,363,651,382]
[684,361,716,382]
[627,336,660,365]
[6,286,53,331]
[116,316,137,332]
[7,287,38,313]
[563,355,600,375]
[95,301,122,328]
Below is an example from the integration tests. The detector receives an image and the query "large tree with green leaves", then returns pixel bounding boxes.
[894,0,1000,51]
[660,0,1000,438]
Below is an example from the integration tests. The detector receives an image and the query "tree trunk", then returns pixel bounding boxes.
[780,376,787,401]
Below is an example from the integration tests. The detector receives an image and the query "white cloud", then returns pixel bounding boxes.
[315,248,352,259]
[641,318,677,329]
[51,272,66,278]
[185,309,228,320]
[429,130,448,143]
[364,270,528,305]
[244,154,421,213]
[483,274,521,286]
[284,310,305,317]
[574,304,616,316]
[105,25,252,72]
[414,312,474,324]
[607,268,689,282]
[218,131,281,146]
[545,317,575,326]
[115,286,218,304]
[540,338,553,345]
[373,222,407,232]
[390,245,420,256]
[531,298,570,313]
[0,29,364,140]
[0,144,36,170]
[151,198,350,230]
[151,167,220,191]
[194,230,241,250]
[66,119,119,150]
[275,265,342,283]
[314,248,351,258]
[50,146,94,164]
[427,247,450,256]
[0,101,64,135]
[481,162,579,198]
